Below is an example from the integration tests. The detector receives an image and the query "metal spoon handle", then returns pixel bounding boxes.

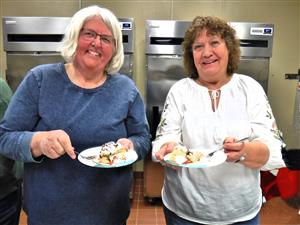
[236,136,250,143]
[237,134,259,143]
[208,135,257,157]
[75,151,97,160]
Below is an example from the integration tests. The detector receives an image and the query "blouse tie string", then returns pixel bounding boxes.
[210,89,220,111]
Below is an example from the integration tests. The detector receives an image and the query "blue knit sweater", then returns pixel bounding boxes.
[0,62,151,225]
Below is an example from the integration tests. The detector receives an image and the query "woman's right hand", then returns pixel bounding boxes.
[155,141,178,161]
[30,130,76,159]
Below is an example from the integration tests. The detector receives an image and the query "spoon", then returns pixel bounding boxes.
[74,151,97,160]
[208,135,257,157]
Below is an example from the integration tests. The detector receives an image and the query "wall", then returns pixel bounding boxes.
[0,0,299,170]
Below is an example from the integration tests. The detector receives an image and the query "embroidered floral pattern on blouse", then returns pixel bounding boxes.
[155,102,169,139]
[265,95,284,142]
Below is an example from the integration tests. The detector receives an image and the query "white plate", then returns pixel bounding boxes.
[163,150,227,168]
[78,146,138,168]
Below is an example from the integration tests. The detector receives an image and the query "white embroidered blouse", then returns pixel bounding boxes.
[152,74,285,224]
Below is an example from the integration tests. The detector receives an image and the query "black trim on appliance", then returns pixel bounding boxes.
[7,34,64,42]
[150,37,184,45]
[240,39,268,48]
[122,35,128,43]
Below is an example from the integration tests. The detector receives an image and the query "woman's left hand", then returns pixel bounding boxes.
[223,137,246,163]
[117,138,134,150]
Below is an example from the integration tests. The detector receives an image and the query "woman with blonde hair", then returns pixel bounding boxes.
[0,5,151,225]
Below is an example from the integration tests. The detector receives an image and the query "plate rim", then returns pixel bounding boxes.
[78,146,138,168]
[163,150,227,168]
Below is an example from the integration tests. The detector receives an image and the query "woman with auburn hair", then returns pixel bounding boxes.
[152,16,285,225]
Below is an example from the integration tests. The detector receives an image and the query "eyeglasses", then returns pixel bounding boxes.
[80,28,115,46]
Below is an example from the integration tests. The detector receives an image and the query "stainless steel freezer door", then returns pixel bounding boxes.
[6,53,63,92]
[146,55,185,137]
[146,55,185,108]
[120,54,133,78]
[237,57,270,94]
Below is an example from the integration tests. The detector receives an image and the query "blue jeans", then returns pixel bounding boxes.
[163,205,259,225]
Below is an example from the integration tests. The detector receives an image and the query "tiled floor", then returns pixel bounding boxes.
[128,175,166,225]
[19,174,300,225]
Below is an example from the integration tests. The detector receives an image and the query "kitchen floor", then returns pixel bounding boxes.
[19,174,300,225]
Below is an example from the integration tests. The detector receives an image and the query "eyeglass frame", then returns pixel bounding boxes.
[80,28,115,46]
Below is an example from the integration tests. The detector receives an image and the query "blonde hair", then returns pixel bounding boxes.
[59,5,124,74]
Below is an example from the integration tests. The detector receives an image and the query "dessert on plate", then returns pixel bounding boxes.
[168,145,204,165]
[98,142,128,165]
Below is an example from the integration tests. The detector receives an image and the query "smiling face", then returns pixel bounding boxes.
[74,16,115,75]
[192,29,229,84]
